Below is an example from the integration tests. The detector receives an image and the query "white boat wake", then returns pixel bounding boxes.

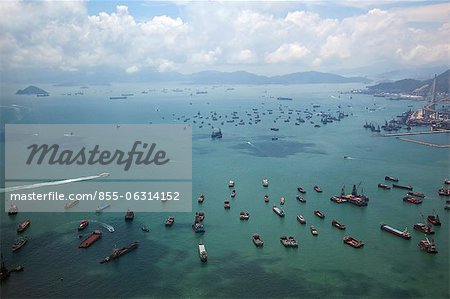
[0,173,110,193]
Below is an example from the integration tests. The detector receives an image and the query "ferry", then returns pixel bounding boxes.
[280,197,285,205]
[427,212,441,226]
[198,194,205,203]
[403,196,423,204]
[78,220,89,231]
[296,215,306,224]
[438,188,450,196]
[314,210,325,219]
[79,230,102,248]
[332,219,346,230]
[198,242,208,262]
[313,185,323,193]
[377,183,391,190]
[125,210,134,221]
[272,205,285,217]
[343,236,364,248]
[296,195,306,203]
[418,237,437,254]
[413,223,434,235]
[297,187,306,194]
[310,225,318,236]
[262,178,269,187]
[12,237,27,252]
[165,216,174,226]
[228,180,235,188]
[64,199,80,209]
[264,194,269,202]
[100,241,139,263]
[239,211,250,220]
[384,176,399,182]
[393,184,413,191]
[407,191,425,198]
[96,204,111,212]
[224,199,230,209]
[230,189,236,198]
[252,233,264,247]
[8,205,18,215]
[380,224,411,240]
[192,222,205,233]
[280,236,298,247]
[17,220,30,233]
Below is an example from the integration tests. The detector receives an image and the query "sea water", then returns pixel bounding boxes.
[0,83,448,298]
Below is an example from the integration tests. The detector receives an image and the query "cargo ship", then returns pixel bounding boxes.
[17,220,30,233]
[100,241,139,263]
[380,224,411,240]
[418,237,437,254]
[393,184,413,191]
[272,205,285,217]
[252,233,264,247]
[79,230,102,248]
[343,236,364,248]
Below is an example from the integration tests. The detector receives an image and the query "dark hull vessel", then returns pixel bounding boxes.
[385,176,399,182]
[413,223,434,235]
[380,224,411,240]
[100,241,139,263]
[17,220,30,233]
[393,184,413,191]
[343,236,364,248]
[378,184,391,189]
[332,219,346,230]
[79,230,102,248]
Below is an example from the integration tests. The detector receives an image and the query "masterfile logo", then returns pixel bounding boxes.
[4,124,192,212]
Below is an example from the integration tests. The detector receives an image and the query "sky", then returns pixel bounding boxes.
[0,0,449,81]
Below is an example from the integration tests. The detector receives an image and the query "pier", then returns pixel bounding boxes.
[381,130,450,137]
[397,137,450,148]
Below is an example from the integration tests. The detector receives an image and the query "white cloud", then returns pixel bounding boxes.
[266,43,311,63]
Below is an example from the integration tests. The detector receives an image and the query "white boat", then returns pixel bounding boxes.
[101,223,115,233]
[96,204,111,212]
[64,199,80,209]
[272,205,285,217]
[198,242,207,262]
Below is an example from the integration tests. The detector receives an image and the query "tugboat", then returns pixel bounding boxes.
[100,241,139,263]
[413,223,434,235]
[239,211,250,220]
[78,220,89,230]
[79,230,102,248]
[380,224,411,240]
[418,237,438,254]
[198,241,208,262]
[438,188,450,196]
[314,210,325,219]
[165,216,175,226]
[264,194,269,202]
[332,219,346,230]
[192,222,205,233]
[280,236,298,247]
[403,196,423,204]
[262,178,269,187]
[8,205,18,215]
[313,185,323,193]
[377,183,391,189]
[296,214,306,224]
[272,205,285,217]
[343,236,364,248]
[427,212,441,226]
[224,199,230,209]
[125,209,134,221]
[17,220,31,233]
[393,183,413,191]
[252,233,264,247]
[384,176,399,182]
[296,195,306,203]
[228,180,235,188]
[198,194,205,203]
[280,197,285,205]
[310,225,318,236]
[297,187,306,194]
[12,237,27,252]
[230,189,236,198]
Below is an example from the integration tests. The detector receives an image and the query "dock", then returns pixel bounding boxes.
[381,130,450,137]
[397,137,450,148]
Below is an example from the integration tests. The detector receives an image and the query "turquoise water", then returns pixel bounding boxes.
[1,83,449,298]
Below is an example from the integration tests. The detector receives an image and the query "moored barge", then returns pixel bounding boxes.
[79,230,102,248]
[380,224,411,240]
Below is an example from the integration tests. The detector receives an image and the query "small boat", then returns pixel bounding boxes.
[413,223,434,235]
[280,236,298,247]
[252,233,264,247]
[165,216,174,226]
[100,241,139,263]
[79,230,102,248]
[17,220,30,233]
[272,205,285,217]
[380,224,411,240]
[296,215,306,224]
[141,225,150,232]
[101,223,115,233]
[385,176,399,182]
[377,184,391,190]
[95,204,111,212]
[407,191,425,198]
[313,185,323,193]
[445,204,450,210]
[64,199,80,209]
[280,197,285,205]
[330,196,347,203]
[195,211,205,223]
[393,184,413,191]
[198,242,208,262]
[12,237,27,252]
[403,196,422,204]
[224,199,230,209]
[192,222,205,233]
[310,225,318,236]
[125,209,134,221]
[332,219,346,230]
[444,179,450,185]
[230,189,236,198]
[198,194,205,203]
[262,178,269,187]
[297,187,306,194]
[314,210,325,219]
[296,195,306,203]
[228,180,235,188]
[418,237,437,254]
[8,205,18,215]
[264,194,269,202]
[438,188,450,196]
[343,236,364,248]
[78,220,89,231]
[427,212,441,226]
[239,211,250,220]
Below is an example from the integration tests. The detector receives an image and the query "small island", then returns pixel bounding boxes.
[16,86,49,96]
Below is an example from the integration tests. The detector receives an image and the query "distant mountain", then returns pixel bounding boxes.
[271,71,369,84]
[366,69,449,95]
[16,85,49,95]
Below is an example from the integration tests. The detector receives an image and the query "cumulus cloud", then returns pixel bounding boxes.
[266,43,311,63]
